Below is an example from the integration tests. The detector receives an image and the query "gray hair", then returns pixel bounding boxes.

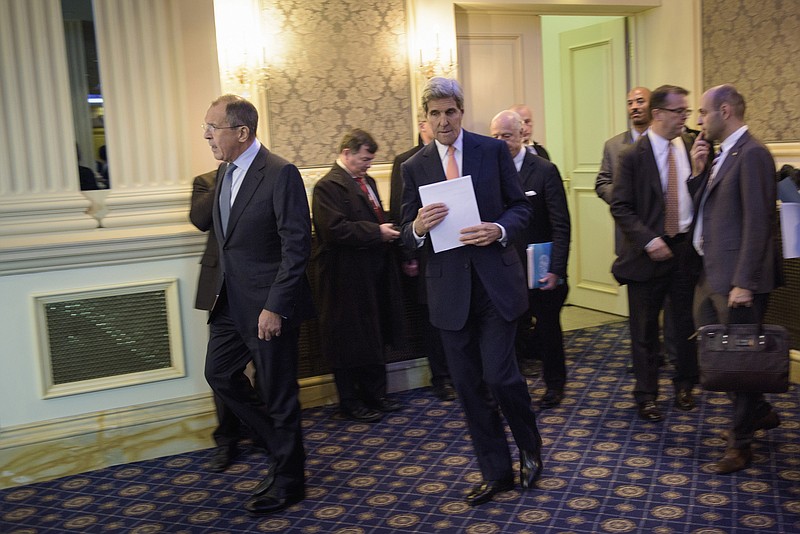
[421,77,464,113]
[211,94,258,138]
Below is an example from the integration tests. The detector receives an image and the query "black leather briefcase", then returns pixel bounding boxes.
[697,323,790,393]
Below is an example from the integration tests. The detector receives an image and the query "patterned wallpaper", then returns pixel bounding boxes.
[261,0,414,167]
[701,0,800,143]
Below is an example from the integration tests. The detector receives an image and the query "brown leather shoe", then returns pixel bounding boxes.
[715,447,752,474]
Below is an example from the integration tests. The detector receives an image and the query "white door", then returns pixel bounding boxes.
[560,19,629,316]
[455,12,544,138]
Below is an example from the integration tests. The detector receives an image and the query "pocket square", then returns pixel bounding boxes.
[525,190,537,196]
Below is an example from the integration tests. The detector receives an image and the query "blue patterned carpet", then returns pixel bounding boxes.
[3,321,800,533]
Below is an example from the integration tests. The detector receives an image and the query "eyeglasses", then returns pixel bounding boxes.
[201,123,244,133]
[658,108,692,116]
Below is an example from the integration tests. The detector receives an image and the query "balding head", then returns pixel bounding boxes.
[490,110,524,157]
[509,104,533,144]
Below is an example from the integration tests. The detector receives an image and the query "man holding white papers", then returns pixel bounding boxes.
[400,77,541,507]
[491,110,571,409]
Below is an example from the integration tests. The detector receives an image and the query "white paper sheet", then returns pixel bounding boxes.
[418,175,481,253]
[780,202,800,259]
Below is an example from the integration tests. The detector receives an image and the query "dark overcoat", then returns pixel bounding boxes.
[312,164,404,368]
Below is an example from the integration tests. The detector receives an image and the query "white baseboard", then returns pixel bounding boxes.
[0,358,432,489]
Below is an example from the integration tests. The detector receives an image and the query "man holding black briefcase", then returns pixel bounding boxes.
[690,84,782,474]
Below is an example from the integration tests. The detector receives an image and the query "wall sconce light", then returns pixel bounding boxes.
[213,0,279,95]
[417,34,456,79]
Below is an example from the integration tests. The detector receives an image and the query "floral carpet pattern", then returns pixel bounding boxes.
[2,321,800,533]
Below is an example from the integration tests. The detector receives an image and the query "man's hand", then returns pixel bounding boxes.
[690,130,710,176]
[538,272,560,291]
[414,203,448,235]
[460,222,501,246]
[645,237,674,261]
[258,309,282,340]
[380,223,400,242]
[728,287,753,308]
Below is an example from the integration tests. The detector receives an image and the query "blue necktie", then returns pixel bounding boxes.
[219,163,236,237]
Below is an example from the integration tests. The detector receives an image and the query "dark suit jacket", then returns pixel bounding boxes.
[610,133,695,284]
[400,130,531,330]
[596,130,635,204]
[210,144,314,329]
[528,142,550,161]
[311,164,403,366]
[691,130,778,295]
[389,141,423,223]
[190,170,220,311]
[515,152,571,278]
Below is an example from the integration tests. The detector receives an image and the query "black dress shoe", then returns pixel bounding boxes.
[369,397,403,412]
[540,390,564,409]
[637,401,663,422]
[245,486,305,515]
[251,461,277,497]
[755,410,781,431]
[465,477,515,506]
[519,449,543,489]
[432,383,456,401]
[674,389,695,411]
[208,445,236,473]
[342,405,383,423]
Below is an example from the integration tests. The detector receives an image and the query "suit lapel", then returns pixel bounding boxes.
[461,130,482,187]
[330,165,377,220]
[225,146,266,241]
[707,130,749,197]
[419,141,447,185]
[640,136,663,198]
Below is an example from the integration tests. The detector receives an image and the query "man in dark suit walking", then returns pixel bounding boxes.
[190,169,253,472]
[611,85,700,422]
[202,94,314,515]
[400,77,542,506]
[690,84,780,473]
[491,110,571,409]
[312,129,404,423]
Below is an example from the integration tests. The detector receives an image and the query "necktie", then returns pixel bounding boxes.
[664,144,679,237]
[445,145,459,180]
[219,163,236,237]
[354,176,384,223]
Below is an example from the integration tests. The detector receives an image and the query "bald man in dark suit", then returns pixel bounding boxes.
[690,84,781,474]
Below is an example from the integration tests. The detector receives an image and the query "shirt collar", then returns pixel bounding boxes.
[512,147,525,172]
[720,125,749,154]
[434,129,464,159]
[231,138,261,173]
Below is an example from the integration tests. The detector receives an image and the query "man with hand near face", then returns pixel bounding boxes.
[690,84,780,474]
